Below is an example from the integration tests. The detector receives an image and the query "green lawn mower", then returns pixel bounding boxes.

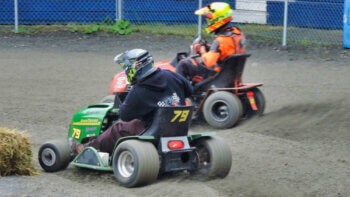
[38,98,232,187]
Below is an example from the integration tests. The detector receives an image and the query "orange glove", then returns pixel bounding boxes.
[194,44,206,54]
[192,75,204,83]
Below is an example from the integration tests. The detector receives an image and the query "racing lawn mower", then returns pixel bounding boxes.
[38,100,232,187]
[106,52,265,129]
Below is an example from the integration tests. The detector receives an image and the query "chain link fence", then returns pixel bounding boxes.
[267,0,343,45]
[1,0,116,24]
[121,0,201,36]
[231,0,344,46]
[0,0,346,46]
[232,0,285,44]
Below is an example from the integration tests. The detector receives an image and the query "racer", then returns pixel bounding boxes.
[176,2,246,83]
[70,49,193,155]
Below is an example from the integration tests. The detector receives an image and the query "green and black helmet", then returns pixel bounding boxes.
[195,2,233,33]
[114,49,156,84]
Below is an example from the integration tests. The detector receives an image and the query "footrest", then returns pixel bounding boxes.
[71,147,113,171]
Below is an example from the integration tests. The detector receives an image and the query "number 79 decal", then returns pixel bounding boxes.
[71,128,81,139]
[171,110,190,122]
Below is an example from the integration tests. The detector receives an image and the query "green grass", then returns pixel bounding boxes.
[1,24,112,34]
[0,23,342,46]
[0,25,15,33]
[133,24,198,36]
[0,24,197,35]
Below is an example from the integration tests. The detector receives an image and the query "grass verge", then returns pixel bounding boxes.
[0,23,342,46]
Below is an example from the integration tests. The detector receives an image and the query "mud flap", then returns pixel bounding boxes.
[247,91,258,111]
[71,147,112,171]
[188,132,216,141]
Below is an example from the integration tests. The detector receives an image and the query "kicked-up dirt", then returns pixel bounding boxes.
[0,32,350,197]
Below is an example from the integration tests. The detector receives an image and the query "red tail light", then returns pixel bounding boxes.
[168,141,184,149]
[247,91,254,97]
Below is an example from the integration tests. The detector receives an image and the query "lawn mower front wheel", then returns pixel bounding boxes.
[38,139,71,172]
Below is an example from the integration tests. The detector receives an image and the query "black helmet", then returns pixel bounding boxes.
[114,49,156,84]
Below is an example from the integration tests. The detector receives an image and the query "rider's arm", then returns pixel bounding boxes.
[201,39,220,68]
[167,71,193,105]
[119,87,153,122]
[174,72,193,98]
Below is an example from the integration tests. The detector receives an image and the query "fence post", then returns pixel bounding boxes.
[282,0,289,46]
[197,0,202,39]
[116,0,122,22]
[14,0,18,33]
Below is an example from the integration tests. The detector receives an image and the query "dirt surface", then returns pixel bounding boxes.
[0,32,350,197]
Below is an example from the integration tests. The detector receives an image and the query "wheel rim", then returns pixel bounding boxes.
[211,100,230,122]
[41,148,56,167]
[118,150,135,178]
[195,144,211,171]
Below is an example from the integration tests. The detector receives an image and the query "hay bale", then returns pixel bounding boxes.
[0,127,38,176]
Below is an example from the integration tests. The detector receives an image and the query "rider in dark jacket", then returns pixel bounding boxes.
[70,49,193,155]
[120,67,192,127]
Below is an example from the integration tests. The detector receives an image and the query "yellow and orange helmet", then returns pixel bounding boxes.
[195,2,233,33]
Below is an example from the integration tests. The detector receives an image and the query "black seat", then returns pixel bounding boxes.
[141,106,194,138]
[194,53,251,92]
[169,52,188,68]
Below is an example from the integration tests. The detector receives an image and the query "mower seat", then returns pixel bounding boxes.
[193,53,251,92]
[141,106,194,138]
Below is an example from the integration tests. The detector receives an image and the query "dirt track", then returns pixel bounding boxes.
[0,32,350,197]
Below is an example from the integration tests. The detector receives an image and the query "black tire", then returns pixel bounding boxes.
[38,139,71,172]
[100,95,115,103]
[192,136,232,178]
[112,140,160,187]
[203,91,243,129]
[244,88,265,118]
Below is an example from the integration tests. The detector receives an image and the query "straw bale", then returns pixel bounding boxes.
[0,127,38,176]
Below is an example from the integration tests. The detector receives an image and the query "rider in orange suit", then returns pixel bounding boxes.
[176,2,246,83]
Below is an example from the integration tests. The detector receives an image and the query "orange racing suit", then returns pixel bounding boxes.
[176,26,246,83]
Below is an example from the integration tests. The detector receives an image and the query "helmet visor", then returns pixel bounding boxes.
[114,52,134,69]
[114,53,125,65]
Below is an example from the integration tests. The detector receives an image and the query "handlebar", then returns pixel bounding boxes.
[114,94,122,108]
[190,54,201,58]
